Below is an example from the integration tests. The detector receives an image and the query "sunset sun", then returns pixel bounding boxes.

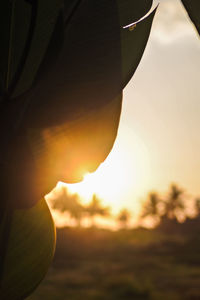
[46,0,200,229]
[55,121,150,215]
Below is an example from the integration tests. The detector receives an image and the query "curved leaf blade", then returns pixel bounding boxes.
[12,0,62,98]
[181,0,200,35]
[28,94,122,184]
[0,0,62,99]
[25,0,155,128]
[118,1,156,88]
[17,1,156,184]
[0,199,55,300]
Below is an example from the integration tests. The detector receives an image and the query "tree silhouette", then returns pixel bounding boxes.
[117,209,131,229]
[194,198,200,216]
[141,192,161,220]
[50,187,84,227]
[86,194,110,227]
[163,184,185,220]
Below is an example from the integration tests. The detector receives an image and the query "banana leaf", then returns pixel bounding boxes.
[0,0,156,207]
[0,0,62,98]
[19,1,156,195]
[0,1,156,298]
[0,199,55,300]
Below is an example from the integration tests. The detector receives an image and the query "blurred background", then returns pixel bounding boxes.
[29,0,200,299]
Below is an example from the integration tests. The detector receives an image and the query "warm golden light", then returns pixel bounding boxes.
[47,0,200,229]
[57,121,150,215]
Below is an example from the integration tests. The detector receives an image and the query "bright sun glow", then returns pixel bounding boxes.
[46,1,200,230]
[57,122,150,215]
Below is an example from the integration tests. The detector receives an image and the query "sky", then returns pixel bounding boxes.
[48,0,200,226]
[123,0,200,199]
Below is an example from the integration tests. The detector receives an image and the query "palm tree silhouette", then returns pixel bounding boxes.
[86,194,110,227]
[117,209,131,229]
[195,198,200,216]
[50,186,84,226]
[163,184,185,220]
[141,192,161,219]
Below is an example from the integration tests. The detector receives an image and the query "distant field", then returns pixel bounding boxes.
[28,225,200,300]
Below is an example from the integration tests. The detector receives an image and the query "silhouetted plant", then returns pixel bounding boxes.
[163,184,185,220]
[86,194,110,227]
[1,1,199,298]
[50,187,84,227]
[117,209,131,229]
[141,192,161,220]
[194,198,200,216]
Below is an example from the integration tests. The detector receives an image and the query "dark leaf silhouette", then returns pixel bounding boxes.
[181,0,200,35]
[0,0,62,97]
[0,1,157,213]
[0,2,156,198]
[0,199,55,300]
[1,1,186,299]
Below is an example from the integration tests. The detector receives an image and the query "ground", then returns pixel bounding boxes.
[28,223,200,300]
